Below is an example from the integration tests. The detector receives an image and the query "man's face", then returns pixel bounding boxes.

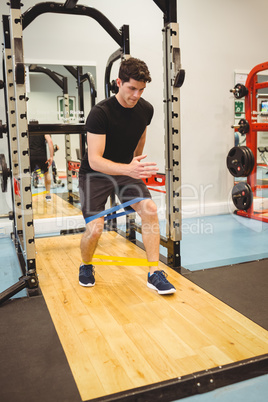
[116,78,146,108]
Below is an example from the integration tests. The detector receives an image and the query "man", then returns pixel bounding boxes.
[78,57,176,295]
[29,130,54,201]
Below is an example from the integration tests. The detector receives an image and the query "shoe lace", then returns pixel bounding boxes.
[81,265,94,277]
[155,270,169,283]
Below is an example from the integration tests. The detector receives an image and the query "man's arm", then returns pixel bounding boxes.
[87,132,158,179]
[45,134,54,168]
[134,128,146,157]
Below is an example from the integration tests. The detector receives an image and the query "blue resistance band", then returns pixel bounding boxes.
[85,197,147,224]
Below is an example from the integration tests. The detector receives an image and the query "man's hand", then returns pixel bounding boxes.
[128,154,158,179]
[46,157,53,168]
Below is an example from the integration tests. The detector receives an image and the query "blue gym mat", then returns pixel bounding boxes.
[0,236,27,298]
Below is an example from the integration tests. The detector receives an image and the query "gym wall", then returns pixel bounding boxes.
[0,0,268,217]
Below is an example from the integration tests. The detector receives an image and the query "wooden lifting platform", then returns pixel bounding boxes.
[35,232,268,401]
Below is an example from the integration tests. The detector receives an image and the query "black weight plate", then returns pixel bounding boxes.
[246,146,254,175]
[0,153,8,192]
[232,182,253,211]
[240,146,250,176]
[244,146,255,175]
[238,118,250,135]
[240,146,254,176]
[174,69,185,88]
[227,146,248,177]
[234,83,248,99]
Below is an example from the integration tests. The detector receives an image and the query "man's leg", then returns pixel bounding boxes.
[78,172,113,286]
[132,198,176,295]
[132,199,160,274]
[79,217,104,287]
[44,171,51,194]
[80,217,104,263]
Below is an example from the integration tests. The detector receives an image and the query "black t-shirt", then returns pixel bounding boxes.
[29,134,47,160]
[79,96,154,174]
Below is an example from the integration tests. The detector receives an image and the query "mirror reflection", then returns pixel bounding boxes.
[26,63,96,223]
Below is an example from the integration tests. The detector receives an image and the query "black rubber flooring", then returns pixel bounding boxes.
[0,295,81,402]
[183,258,268,330]
[1,259,267,402]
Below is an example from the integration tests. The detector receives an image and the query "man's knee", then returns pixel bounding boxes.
[137,199,158,218]
[146,199,158,214]
[85,218,104,241]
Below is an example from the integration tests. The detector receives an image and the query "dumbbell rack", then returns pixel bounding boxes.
[236,61,268,223]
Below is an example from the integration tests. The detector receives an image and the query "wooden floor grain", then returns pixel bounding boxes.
[32,192,81,219]
[35,232,268,401]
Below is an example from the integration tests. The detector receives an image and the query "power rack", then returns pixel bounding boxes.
[0,0,183,302]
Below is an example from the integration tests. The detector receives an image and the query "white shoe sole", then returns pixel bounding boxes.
[147,282,176,294]
[79,281,95,287]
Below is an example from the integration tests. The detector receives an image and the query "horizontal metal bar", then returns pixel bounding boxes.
[28,123,86,135]
[0,214,9,219]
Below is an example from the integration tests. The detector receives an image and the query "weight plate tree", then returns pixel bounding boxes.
[229,83,254,212]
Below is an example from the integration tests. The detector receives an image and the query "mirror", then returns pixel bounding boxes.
[26,63,97,229]
[26,63,96,169]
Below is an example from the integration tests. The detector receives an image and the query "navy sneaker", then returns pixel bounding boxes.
[79,264,95,287]
[147,270,176,295]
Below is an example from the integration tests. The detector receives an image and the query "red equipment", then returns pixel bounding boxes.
[236,62,268,222]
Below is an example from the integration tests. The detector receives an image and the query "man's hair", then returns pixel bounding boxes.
[119,57,151,84]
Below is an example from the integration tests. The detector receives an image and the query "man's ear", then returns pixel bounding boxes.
[116,78,122,88]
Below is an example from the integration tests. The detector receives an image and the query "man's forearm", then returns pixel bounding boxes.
[89,155,130,176]
[90,154,158,179]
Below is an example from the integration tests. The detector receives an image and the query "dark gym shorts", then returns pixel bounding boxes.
[30,157,48,174]
[79,173,151,219]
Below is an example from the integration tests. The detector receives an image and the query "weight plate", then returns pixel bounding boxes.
[238,118,250,135]
[0,153,9,192]
[246,146,254,175]
[245,146,255,176]
[174,69,185,88]
[240,146,249,174]
[232,182,253,211]
[227,146,250,177]
[234,83,248,99]
[241,146,254,176]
